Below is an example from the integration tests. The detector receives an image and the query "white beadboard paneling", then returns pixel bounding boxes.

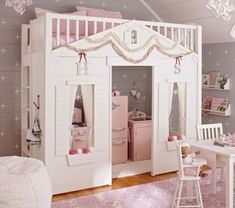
[55,85,71,156]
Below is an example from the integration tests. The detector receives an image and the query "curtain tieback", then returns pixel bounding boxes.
[79,52,88,63]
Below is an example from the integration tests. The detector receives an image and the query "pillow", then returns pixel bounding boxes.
[35,7,87,18]
[76,6,122,35]
[34,8,87,35]
[76,6,122,19]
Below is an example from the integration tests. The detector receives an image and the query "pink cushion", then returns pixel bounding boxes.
[76,6,122,35]
[76,6,122,19]
[34,8,87,35]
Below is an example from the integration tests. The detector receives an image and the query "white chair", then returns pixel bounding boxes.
[197,123,223,141]
[172,145,206,208]
[197,123,225,194]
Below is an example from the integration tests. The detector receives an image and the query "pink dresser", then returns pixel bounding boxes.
[112,96,128,165]
[128,120,152,161]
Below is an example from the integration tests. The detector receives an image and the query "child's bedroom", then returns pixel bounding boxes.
[0,0,235,207]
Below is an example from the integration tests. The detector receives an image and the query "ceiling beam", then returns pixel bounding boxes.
[138,0,164,22]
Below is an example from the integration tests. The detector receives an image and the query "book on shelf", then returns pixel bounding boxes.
[202,96,213,110]
[202,96,229,112]
[209,71,220,85]
[217,100,229,112]
[211,97,225,111]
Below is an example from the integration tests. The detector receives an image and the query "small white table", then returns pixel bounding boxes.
[191,142,235,208]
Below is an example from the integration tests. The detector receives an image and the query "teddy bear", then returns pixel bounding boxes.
[181,143,209,177]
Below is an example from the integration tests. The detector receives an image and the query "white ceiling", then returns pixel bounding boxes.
[145,0,235,43]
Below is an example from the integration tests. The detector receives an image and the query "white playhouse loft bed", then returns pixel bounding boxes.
[21,13,202,194]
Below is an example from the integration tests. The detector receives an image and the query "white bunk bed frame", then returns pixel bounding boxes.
[21,13,202,194]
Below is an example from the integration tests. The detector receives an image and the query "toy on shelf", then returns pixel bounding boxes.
[202,72,230,90]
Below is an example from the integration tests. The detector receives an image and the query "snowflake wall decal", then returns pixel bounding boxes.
[5,0,33,15]
[206,0,234,21]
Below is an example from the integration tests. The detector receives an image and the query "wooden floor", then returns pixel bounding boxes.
[53,172,177,202]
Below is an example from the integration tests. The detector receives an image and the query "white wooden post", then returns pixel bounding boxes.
[66,19,70,44]
[56,18,60,47]
[197,26,202,124]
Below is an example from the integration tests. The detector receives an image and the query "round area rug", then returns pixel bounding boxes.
[52,176,228,208]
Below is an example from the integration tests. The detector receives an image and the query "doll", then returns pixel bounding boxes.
[181,143,209,177]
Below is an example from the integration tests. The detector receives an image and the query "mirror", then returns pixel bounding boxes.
[70,85,94,153]
[168,82,186,140]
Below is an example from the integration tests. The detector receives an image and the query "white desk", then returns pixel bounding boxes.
[191,142,235,208]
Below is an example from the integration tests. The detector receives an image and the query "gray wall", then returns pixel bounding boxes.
[112,66,152,116]
[202,42,234,133]
[0,0,154,156]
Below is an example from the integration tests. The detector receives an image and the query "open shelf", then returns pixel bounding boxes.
[202,105,231,116]
[202,78,230,90]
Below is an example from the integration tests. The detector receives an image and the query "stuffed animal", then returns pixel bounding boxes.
[181,143,208,177]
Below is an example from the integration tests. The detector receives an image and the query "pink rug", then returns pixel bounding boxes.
[52,176,229,208]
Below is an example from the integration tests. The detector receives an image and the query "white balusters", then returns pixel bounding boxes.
[177,28,181,44]
[45,15,197,53]
[184,28,187,48]
[66,19,70,44]
[85,20,88,37]
[56,19,60,47]
[94,21,97,34]
[190,29,194,51]
[111,22,114,29]
[76,20,79,41]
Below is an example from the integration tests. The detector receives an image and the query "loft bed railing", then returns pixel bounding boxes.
[29,13,200,54]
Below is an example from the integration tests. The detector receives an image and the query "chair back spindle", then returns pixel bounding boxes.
[197,123,223,141]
